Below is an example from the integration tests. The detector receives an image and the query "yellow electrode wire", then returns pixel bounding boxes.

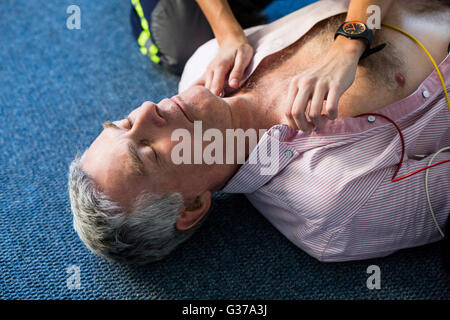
[381,22,450,113]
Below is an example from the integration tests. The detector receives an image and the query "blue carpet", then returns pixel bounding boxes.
[0,0,449,299]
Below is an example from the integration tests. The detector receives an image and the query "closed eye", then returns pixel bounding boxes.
[124,116,160,164]
[140,139,159,163]
[147,142,159,162]
[152,148,159,162]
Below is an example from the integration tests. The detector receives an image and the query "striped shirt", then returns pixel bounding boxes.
[179,0,450,261]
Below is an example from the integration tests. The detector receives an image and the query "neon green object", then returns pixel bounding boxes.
[131,0,160,64]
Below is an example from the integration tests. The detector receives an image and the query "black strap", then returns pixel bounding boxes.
[360,42,387,60]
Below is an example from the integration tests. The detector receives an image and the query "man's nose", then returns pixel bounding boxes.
[128,101,162,139]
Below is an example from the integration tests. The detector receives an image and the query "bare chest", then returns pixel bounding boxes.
[235,6,449,118]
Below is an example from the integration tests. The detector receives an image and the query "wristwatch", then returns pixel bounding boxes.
[334,21,386,60]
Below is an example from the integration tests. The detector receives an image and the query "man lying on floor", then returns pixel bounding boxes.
[68,0,450,265]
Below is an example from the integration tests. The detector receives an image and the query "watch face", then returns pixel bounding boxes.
[342,22,366,35]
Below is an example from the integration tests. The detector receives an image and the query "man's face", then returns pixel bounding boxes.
[81,85,235,209]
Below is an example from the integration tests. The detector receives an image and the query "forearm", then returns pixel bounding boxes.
[335,0,394,57]
[195,0,246,45]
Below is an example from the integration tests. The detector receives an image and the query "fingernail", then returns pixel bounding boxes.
[229,78,239,87]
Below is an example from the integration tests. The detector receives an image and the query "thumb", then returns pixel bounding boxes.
[228,46,252,88]
[192,74,206,87]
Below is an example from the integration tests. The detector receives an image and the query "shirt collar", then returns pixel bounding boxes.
[221,125,298,193]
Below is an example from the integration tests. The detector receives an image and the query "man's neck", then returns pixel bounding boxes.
[225,91,284,132]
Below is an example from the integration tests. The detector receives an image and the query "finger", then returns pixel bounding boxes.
[204,71,214,91]
[308,82,328,128]
[229,48,252,88]
[210,66,227,96]
[291,85,314,132]
[304,100,329,128]
[317,114,329,128]
[324,83,340,120]
[192,76,205,87]
[284,82,299,130]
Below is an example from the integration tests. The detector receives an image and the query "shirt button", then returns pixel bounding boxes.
[284,150,294,158]
[422,90,430,98]
[273,129,280,139]
[367,115,376,123]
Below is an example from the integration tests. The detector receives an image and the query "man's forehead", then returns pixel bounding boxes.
[102,121,149,176]
[81,130,147,207]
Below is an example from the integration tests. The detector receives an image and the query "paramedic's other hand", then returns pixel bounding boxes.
[284,36,365,132]
[194,36,253,96]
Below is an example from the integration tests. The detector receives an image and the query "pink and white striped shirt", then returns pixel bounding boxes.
[179,0,450,261]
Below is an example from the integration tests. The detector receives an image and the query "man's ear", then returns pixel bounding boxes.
[175,191,212,231]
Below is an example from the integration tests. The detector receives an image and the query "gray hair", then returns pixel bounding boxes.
[67,151,206,265]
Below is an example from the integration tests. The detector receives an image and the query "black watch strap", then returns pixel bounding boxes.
[360,42,387,60]
[335,21,386,60]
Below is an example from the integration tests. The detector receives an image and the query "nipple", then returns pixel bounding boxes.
[395,72,406,87]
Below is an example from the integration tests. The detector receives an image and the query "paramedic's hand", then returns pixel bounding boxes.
[194,36,253,96]
[284,36,365,131]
